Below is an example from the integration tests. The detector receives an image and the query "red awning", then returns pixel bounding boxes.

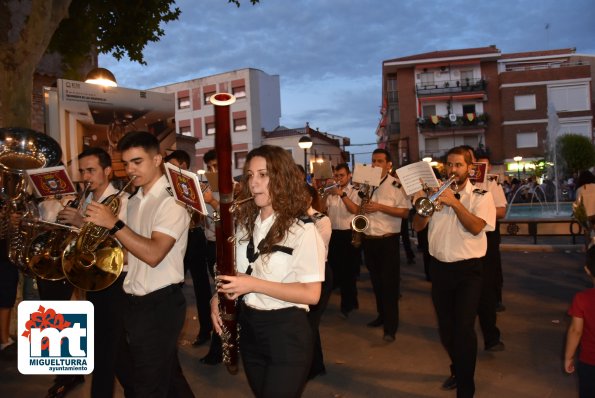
[451,93,485,101]
[419,95,452,102]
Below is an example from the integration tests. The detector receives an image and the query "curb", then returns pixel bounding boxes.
[500,243,584,253]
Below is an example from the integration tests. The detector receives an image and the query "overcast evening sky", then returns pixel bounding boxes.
[99,0,595,164]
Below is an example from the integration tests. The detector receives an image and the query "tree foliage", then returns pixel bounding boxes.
[48,0,181,70]
[557,133,595,175]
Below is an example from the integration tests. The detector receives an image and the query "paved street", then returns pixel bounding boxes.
[0,242,588,397]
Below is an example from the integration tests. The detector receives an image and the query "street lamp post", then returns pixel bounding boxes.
[513,156,523,180]
[298,135,313,175]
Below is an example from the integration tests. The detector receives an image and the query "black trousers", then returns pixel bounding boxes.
[417,226,431,281]
[240,304,313,398]
[362,234,400,335]
[87,273,134,398]
[478,227,502,349]
[184,228,212,339]
[328,229,358,312]
[400,212,415,260]
[307,262,333,376]
[430,257,483,398]
[124,284,188,398]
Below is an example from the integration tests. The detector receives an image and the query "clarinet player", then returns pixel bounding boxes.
[211,145,325,397]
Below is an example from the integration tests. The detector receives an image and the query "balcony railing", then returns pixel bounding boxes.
[418,113,488,131]
[416,78,486,96]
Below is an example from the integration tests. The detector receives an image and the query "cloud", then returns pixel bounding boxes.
[100,0,595,163]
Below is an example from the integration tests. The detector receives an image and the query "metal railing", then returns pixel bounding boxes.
[416,78,486,96]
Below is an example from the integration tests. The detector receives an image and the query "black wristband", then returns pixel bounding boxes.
[109,220,125,235]
[340,192,347,199]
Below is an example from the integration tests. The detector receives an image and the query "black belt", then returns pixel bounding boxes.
[364,233,399,240]
[126,283,182,305]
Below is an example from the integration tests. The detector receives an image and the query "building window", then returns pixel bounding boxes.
[205,121,215,135]
[460,70,473,86]
[178,96,190,109]
[425,138,439,151]
[516,132,538,148]
[462,104,476,114]
[420,72,434,88]
[422,105,436,117]
[204,91,216,105]
[549,84,590,112]
[235,151,248,169]
[179,126,192,136]
[514,94,536,110]
[233,118,247,132]
[232,86,246,99]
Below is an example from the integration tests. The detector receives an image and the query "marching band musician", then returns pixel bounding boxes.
[412,146,496,398]
[362,149,410,343]
[211,145,325,398]
[324,163,360,318]
[84,132,192,397]
[475,154,507,352]
[56,147,133,398]
[164,149,214,349]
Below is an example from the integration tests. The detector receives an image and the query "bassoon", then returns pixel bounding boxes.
[211,93,239,375]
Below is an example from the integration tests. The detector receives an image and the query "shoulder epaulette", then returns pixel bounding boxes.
[166,186,174,196]
[312,212,325,221]
[392,180,402,188]
[473,188,487,195]
[298,215,314,224]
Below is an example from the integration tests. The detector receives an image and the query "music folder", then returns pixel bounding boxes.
[26,165,77,198]
[164,162,207,215]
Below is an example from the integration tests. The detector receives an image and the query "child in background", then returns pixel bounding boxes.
[564,245,595,397]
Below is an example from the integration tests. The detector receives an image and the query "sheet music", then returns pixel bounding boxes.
[312,160,333,180]
[395,161,440,196]
[351,163,382,186]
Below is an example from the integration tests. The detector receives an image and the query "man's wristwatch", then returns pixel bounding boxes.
[109,220,126,235]
[340,192,347,199]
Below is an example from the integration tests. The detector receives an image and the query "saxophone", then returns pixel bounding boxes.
[351,183,371,248]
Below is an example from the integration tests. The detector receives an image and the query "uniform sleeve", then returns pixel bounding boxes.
[292,223,325,283]
[153,197,190,241]
[489,181,507,208]
[473,191,496,232]
[394,184,410,209]
[348,186,362,205]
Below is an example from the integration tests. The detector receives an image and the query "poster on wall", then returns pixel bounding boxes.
[51,79,175,181]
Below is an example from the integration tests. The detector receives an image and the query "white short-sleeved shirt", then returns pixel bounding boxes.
[236,212,325,311]
[308,207,331,260]
[476,179,507,209]
[429,180,496,263]
[123,175,190,295]
[82,183,128,222]
[326,184,360,230]
[364,174,410,236]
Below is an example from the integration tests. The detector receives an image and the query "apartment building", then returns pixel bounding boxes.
[381,46,593,176]
[151,68,281,175]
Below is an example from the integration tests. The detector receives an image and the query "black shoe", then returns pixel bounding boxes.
[192,334,211,347]
[485,341,505,352]
[199,353,222,365]
[46,375,85,398]
[441,375,457,390]
[383,333,395,343]
[366,317,383,327]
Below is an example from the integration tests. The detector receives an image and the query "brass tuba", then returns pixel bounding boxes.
[62,177,135,291]
[28,182,91,281]
[0,127,63,272]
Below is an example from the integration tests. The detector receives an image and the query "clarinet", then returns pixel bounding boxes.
[211,93,239,375]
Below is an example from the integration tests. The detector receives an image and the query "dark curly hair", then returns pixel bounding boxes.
[234,145,308,255]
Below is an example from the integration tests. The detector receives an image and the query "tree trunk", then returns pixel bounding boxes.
[0,0,72,128]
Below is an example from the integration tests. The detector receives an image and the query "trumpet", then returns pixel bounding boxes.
[317,183,339,197]
[415,174,458,217]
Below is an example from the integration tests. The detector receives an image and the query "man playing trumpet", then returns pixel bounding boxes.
[412,146,496,398]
